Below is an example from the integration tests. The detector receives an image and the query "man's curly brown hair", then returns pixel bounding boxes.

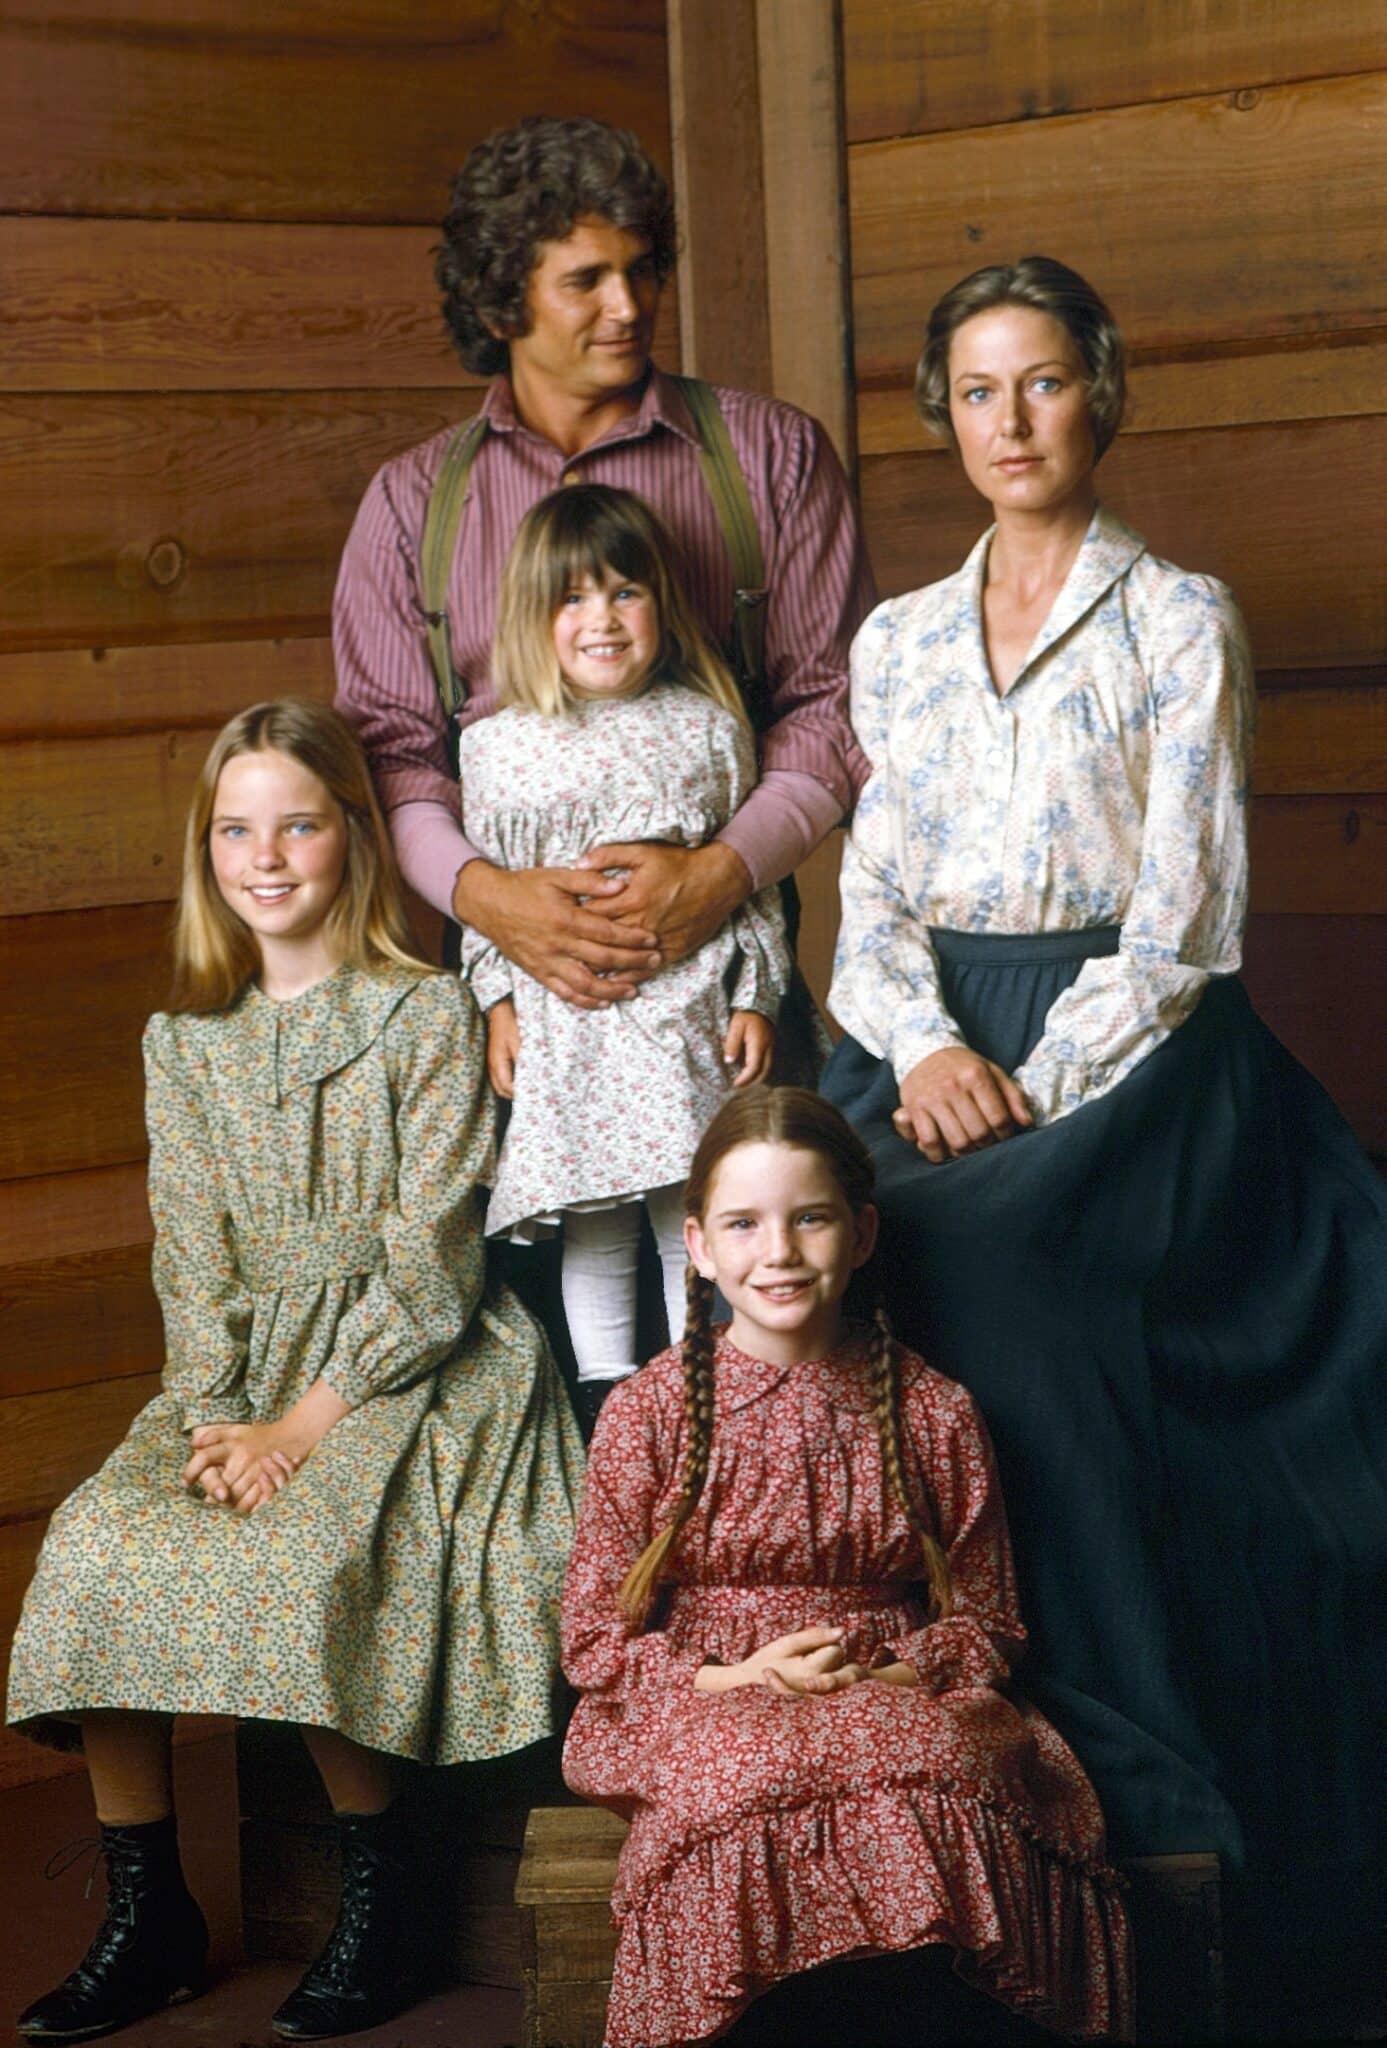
[435,116,677,377]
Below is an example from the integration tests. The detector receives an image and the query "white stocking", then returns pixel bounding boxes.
[561,1185,690,1380]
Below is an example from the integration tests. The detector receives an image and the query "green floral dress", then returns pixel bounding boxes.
[6,966,583,1763]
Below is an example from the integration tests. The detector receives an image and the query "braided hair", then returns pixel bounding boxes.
[618,1087,954,1626]
[618,1261,718,1626]
[867,1301,954,1620]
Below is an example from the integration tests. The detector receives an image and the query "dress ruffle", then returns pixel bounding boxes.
[608,1781,1130,2044]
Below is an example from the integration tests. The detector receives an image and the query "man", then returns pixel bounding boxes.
[334,115,874,1418]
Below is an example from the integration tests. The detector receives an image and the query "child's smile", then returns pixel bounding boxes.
[685,1141,878,1366]
[554,565,660,701]
[209,749,348,994]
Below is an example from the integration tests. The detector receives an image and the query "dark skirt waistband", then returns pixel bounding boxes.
[928,925,1121,968]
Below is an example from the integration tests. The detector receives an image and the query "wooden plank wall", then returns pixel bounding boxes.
[837,0,1386,1158]
[0,1,673,1791]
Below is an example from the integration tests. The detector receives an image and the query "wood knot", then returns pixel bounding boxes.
[1232,89,1260,112]
[1343,809,1361,845]
[145,537,186,589]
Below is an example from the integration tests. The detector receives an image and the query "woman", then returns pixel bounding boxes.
[823,256,1387,2018]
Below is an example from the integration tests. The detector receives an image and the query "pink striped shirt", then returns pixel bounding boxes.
[332,367,874,914]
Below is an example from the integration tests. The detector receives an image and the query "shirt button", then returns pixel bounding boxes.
[562,468,581,486]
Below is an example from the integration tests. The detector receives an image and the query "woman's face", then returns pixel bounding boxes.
[946,303,1097,517]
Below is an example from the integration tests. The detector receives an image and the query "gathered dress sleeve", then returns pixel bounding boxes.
[318,977,497,1405]
[714,713,794,1022]
[884,1372,1028,1696]
[144,1015,256,1432]
[828,604,967,1076]
[562,1373,708,1699]
[1015,575,1254,1122]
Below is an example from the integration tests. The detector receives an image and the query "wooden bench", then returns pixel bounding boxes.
[514,1806,1225,2048]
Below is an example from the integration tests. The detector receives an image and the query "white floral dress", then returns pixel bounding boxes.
[458,684,792,1237]
[7,967,583,1763]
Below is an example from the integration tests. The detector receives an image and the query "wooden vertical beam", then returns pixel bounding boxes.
[666,0,773,392]
[754,0,857,473]
[668,0,857,1017]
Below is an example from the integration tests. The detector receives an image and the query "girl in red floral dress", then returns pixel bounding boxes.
[561,1088,1133,2046]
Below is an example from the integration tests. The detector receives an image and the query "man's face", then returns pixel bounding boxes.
[506,215,660,404]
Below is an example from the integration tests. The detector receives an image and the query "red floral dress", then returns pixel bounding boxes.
[561,1333,1133,2045]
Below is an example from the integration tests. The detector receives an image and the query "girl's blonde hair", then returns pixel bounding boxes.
[618,1087,955,1629]
[169,697,433,1014]
[493,482,748,725]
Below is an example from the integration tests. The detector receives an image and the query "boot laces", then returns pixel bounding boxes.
[43,1835,103,1901]
[314,1837,398,1990]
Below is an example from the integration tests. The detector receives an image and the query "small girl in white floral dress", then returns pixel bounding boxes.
[459,484,792,1431]
[7,698,580,2047]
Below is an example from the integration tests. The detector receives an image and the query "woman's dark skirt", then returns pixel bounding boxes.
[824,927,1387,1918]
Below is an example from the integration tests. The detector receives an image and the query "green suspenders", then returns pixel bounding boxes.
[669,374,769,721]
[418,412,490,727]
[416,377,769,738]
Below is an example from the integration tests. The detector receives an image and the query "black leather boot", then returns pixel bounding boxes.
[270,1808,417,2041]
[17,1816,208,2042]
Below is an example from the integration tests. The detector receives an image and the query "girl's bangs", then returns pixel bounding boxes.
[549,512,660,605]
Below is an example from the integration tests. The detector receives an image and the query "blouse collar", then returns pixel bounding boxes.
[954,502,1147,693]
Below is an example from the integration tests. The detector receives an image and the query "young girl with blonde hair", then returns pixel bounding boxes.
[7,698,581,2045]
[561,1086,1132,2046]
[459,483,791,1432]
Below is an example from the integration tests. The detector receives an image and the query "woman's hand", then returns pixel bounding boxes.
[184,1380,350,1515]
[723,1010,775,1086]
[486,998,520,1099]
[893,1046,1034,1163]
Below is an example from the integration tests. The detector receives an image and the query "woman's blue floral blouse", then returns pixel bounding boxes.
[828,506,1256,1123]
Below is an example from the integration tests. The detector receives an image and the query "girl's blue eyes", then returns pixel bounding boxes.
[218,820,315,838]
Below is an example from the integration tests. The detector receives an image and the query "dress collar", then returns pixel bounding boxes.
[715,1327,877,1413]
[953,502,1147,694]
[209,966,418,1103]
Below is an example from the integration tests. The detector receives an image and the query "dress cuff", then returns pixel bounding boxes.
[889,1617,1013,1696]
[179,1394,254,1434]
[887,1012,968,1082]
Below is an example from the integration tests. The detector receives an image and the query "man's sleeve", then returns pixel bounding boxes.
[756,407,875,814]
[333,460,480,914]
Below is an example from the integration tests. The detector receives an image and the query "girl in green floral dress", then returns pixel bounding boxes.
[7,698,583,2045]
